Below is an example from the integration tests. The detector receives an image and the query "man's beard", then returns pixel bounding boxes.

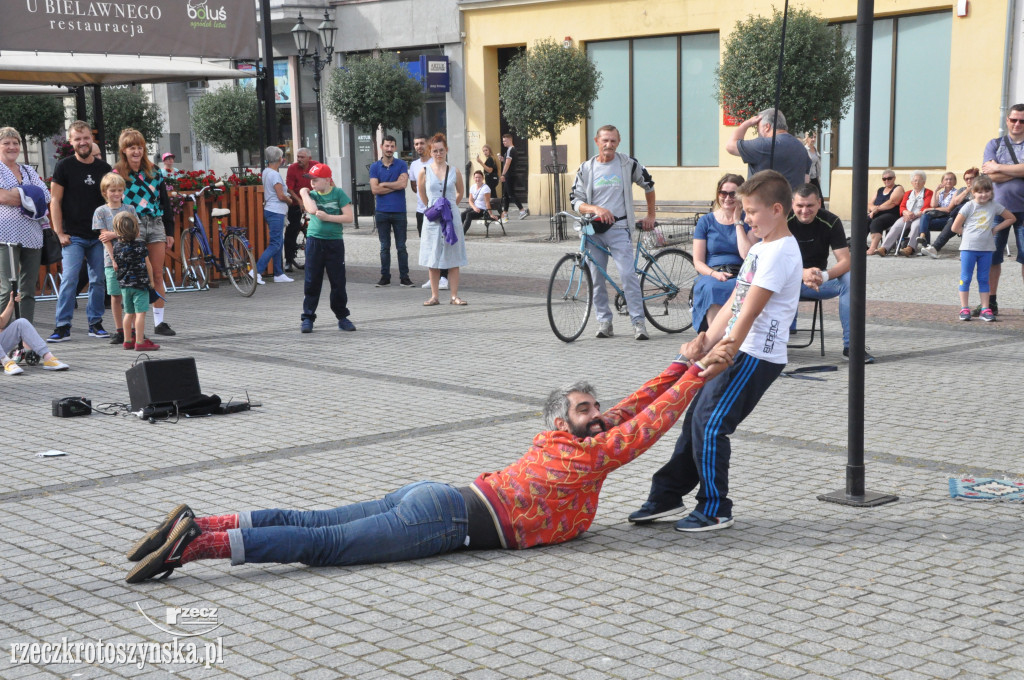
[75,145,92,160]
[570,417,606,439]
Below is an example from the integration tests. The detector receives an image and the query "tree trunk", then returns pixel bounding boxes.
[237,150,245,170]
[548,127,563,214]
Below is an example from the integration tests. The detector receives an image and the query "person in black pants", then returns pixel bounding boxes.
[500,133,528,220]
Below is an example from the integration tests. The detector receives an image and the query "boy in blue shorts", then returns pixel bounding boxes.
[298,163,356,333]
[629,170,803,532]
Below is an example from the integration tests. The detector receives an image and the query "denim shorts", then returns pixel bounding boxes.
[138,213,166,244]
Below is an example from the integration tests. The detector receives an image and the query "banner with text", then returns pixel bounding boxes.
[4,0,258,59]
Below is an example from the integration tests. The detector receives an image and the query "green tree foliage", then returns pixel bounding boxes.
[499,39,602,161]
[0,95,66,161]
[324,52,425,158]
[87,86,164,149]
[190,85,260,168]
[500,39,601,213]
[716,7,854,135]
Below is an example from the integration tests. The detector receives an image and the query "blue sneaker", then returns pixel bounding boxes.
[88,322,110,338]
[674,510,734,533]
[47,325,71,343]
[338,318,356,332]
[627,500,687,524]
[300,319,313,334]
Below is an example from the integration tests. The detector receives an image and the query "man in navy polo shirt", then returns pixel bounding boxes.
[369,135,413,287]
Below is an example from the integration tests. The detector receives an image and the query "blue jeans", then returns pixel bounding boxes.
[375,211,409,280]
[256,210,286,277]
[798,272,851,348]
[55,236,105,328]
[230,482,468,566]
[302,236,349,322]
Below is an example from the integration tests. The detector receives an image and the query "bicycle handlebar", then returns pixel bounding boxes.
[182,182,226,202]
[554,211,658,230]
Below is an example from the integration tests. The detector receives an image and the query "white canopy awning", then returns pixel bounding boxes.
[0,83,71,95]
[0,51,250,87]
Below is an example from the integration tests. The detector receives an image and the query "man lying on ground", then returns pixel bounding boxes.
[125,342,735,583]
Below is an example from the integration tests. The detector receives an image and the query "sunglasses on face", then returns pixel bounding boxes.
[882,176,895,181]
[718,190,736,198]
[1008,118,1024,125]
[964,175,977,181]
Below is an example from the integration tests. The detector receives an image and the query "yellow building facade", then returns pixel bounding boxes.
[461,0,1012,219]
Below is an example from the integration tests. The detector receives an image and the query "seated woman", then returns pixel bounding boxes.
[0,292,68,375]
[462,170,499,234]
[690,174,753,333]
[866,170,905,254]
[917,171,960,246]
[877,170,932,256]
[922,168,978,258]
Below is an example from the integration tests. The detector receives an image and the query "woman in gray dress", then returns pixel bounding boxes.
[417,133,466,306]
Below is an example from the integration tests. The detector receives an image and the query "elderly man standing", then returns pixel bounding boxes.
[787,184,874,364]
[726,108,810,191]
[285,147,315,272]
[981,103,1024,316]
[570,124,656,341]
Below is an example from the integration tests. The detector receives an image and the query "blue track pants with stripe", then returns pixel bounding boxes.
[646,352,784,518]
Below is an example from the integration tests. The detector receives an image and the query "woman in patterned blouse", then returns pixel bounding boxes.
[0,127,50,326]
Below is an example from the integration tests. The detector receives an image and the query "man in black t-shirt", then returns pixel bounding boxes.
[48,121,113,343]
[500,133,527,220]
[787,184,874,364]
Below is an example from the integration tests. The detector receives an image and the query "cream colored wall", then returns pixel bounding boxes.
[462,0,1008,218]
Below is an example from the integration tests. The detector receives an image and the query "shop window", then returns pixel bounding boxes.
[837,12,951,168]
[587,32,719,167]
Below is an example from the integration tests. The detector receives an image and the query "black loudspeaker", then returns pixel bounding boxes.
[126,358,202,410]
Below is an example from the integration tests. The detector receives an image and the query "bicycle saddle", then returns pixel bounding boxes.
[211,208,231,218]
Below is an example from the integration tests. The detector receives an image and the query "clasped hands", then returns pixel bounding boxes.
[680,331,738,379]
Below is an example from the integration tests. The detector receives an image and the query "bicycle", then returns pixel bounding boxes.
[547,212,696,342]
[178,184,258,297]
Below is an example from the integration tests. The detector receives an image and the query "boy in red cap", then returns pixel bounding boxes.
[297,164,356,333]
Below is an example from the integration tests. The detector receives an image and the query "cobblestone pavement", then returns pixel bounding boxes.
[3,215,1023,679]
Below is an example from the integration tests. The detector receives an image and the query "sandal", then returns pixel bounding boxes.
[423,298,440,306]
[450,297,468,306]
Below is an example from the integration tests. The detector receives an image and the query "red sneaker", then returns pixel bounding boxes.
[123,341,135,350]
[134,339,160,351]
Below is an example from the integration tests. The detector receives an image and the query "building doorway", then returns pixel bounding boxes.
[497,46,528,207]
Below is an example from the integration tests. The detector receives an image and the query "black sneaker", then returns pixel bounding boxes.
[154,322,176,336]
[88,322,110,338]
[627,500,687,524]
[288,260,304,271]
[375,277,391,287]
[109,330,125,345]
[842,347,875,364]
[126,503,195,561]
[399,278,415,287]
[284,261,294,273]
[990,298,999,316]
[47,325,71,343]
[125,516,201,584]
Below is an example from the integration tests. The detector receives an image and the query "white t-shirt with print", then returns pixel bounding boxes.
[727,235,803,364]
[470,184,491,211]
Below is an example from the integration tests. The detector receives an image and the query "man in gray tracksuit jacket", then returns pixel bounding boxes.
[570,124,657,340]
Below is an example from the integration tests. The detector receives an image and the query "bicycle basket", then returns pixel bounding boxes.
[641,222,693,250]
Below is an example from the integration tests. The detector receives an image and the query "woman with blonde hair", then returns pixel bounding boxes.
[115,128,176,336]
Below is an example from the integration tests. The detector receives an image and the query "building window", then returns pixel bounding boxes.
[837,11,952,168]
[587,32,719,167]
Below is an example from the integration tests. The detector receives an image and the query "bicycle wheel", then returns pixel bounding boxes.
[641,248,696,333]
[181,229,209,289]
[547,253,593,342]
[223,233,258,297]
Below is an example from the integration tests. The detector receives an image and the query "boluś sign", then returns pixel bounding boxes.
[3,0,258,60]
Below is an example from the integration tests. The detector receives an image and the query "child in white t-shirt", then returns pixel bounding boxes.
[631,170,802,532]
[950,174,1015,322]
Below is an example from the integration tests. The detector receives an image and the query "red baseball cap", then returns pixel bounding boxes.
[305,163,332,179]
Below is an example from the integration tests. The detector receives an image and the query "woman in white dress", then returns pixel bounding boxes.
[417,133,466,306]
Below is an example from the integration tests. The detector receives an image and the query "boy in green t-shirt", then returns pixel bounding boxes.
[298,164,355,333]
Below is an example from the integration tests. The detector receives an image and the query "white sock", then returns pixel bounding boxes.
[153,307,164,326]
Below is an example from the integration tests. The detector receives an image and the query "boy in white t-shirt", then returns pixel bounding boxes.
[629,170,803,532]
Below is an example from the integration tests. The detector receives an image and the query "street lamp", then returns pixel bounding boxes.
[291,10,337,161]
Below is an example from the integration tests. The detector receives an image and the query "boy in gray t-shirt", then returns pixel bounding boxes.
[950,175,1016,321]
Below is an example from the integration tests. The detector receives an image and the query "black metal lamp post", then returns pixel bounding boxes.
[291,10,337,161]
